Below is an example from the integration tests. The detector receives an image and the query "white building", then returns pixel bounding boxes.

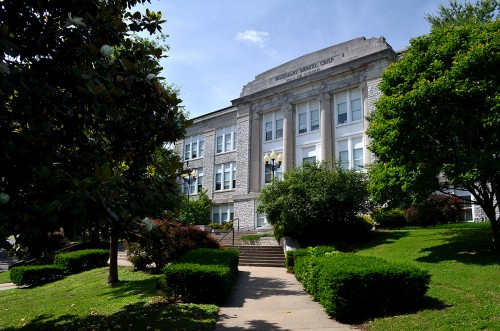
[176,37,483,230]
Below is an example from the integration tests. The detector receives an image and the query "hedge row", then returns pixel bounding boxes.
[294,253,431,322]
[285,246,339,271]
[10,249,109,286]
[163,248,239,304]
[54,249,109,274]
[9,265,65,286]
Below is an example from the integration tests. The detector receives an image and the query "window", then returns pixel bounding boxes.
[302,146,317,165]
[215,162,236,191]
[182,168,203,195]
[337,137,364,170]
[335,88,363,125]
[296,101,320,135]
[184,134,204,160]
[216,125,237,153]
[457,193,473,221]
[263,111,284,141]
[212,204,234,224]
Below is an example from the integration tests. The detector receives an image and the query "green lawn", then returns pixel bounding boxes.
[0,270,10,284]
[355,223,500,331]
[0,267,218,330]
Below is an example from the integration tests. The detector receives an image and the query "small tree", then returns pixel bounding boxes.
[180,189,212,226]
[258,163,371,246]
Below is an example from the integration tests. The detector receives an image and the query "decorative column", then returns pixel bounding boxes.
[320,92,333,163]
[282,103,294,172]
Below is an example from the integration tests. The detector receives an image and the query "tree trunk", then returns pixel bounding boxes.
[490,216,500,252]
[108,233,119,284]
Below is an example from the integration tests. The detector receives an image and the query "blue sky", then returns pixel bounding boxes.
[142,0,447,119]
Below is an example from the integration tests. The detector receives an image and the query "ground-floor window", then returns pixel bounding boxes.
[457,193,473,222]
[212,204,234,224]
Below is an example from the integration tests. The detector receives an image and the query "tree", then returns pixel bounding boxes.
[180,189,212,226]
[258,163,371,246]
[425,0,499,28]
[367,8,500,249]
[0,1,188,282]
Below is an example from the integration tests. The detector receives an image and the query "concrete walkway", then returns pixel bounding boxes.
[216,266,357,331]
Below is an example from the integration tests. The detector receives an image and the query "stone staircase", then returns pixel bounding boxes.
[211,230,286,268]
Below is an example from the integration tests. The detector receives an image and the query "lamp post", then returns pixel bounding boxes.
[264,150,283,179]
[182,169,198,226]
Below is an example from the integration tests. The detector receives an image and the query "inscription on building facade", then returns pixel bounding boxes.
[271,53,343,85]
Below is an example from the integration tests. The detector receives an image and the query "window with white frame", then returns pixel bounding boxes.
[214,162,236,191]
[184,134,204,160]
[216,125,237,153]
[457,193,473,221]
[301,146,317,165]
[263,111,284,141]
[337,137,364,170]
[335,88,363,125]
[296,101,320,135]
[182,168,203,195]
[212,204,234,224]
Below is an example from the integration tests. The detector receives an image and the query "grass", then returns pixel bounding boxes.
[0,270,10,284]
[354,222,500,331]
[0,267,218,330]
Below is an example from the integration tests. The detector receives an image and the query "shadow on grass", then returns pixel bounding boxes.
[415,228,499,265]
[100,277,161,300]
[2,301,218,331]
[337,230,411,252]
[338,294,450,324]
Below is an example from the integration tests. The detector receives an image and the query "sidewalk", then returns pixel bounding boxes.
[216,266,357,331]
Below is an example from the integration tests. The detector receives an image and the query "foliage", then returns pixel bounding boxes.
[0,0,188,283]
[9,265,65,286]
[371,207,407,229]
[425,0,500,28]
[163,263,235,304]
[125,218,220,271]
[285,246,339,272]
[405,194,465,226]
[180,189,212,225]
[258,162,371,246]
[223,221,234,230]
[294,253,431,323]
[367,15,500,249]
[0,267,218,330]
[177,248,240,275]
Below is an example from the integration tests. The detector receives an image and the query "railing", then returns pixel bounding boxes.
[217,226,235,246]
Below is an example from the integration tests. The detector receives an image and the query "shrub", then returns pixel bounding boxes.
[372,207,407,228]
[405,194,465,226]
[10,265,65,286]
[208,223,223,230]
[222,221,234,230]
[294,253,431,322]
[286,246,338,272]
[169,226,220,261]
[163,263,235,304]
[124,242,153,271]
[178,248,239,275]
[54,249,109,274]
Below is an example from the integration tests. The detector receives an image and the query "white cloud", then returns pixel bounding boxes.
[235,30,270,47]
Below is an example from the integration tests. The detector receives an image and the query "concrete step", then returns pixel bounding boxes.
[226,245,285,268]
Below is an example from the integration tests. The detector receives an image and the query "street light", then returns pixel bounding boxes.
[264,150,283,179]
[182,169,198,226]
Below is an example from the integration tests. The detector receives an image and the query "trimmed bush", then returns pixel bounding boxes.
[178,248,239,275]
[54,249,109,274]
[163,263,235,304]
[294,253,431,322]
[169,226,220,261]
[372,207,407,228]
[10,265,65,286]
[286,246,338,271]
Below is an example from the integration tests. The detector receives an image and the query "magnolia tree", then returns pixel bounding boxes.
[0,1,188,282]
[367,0,500,250]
